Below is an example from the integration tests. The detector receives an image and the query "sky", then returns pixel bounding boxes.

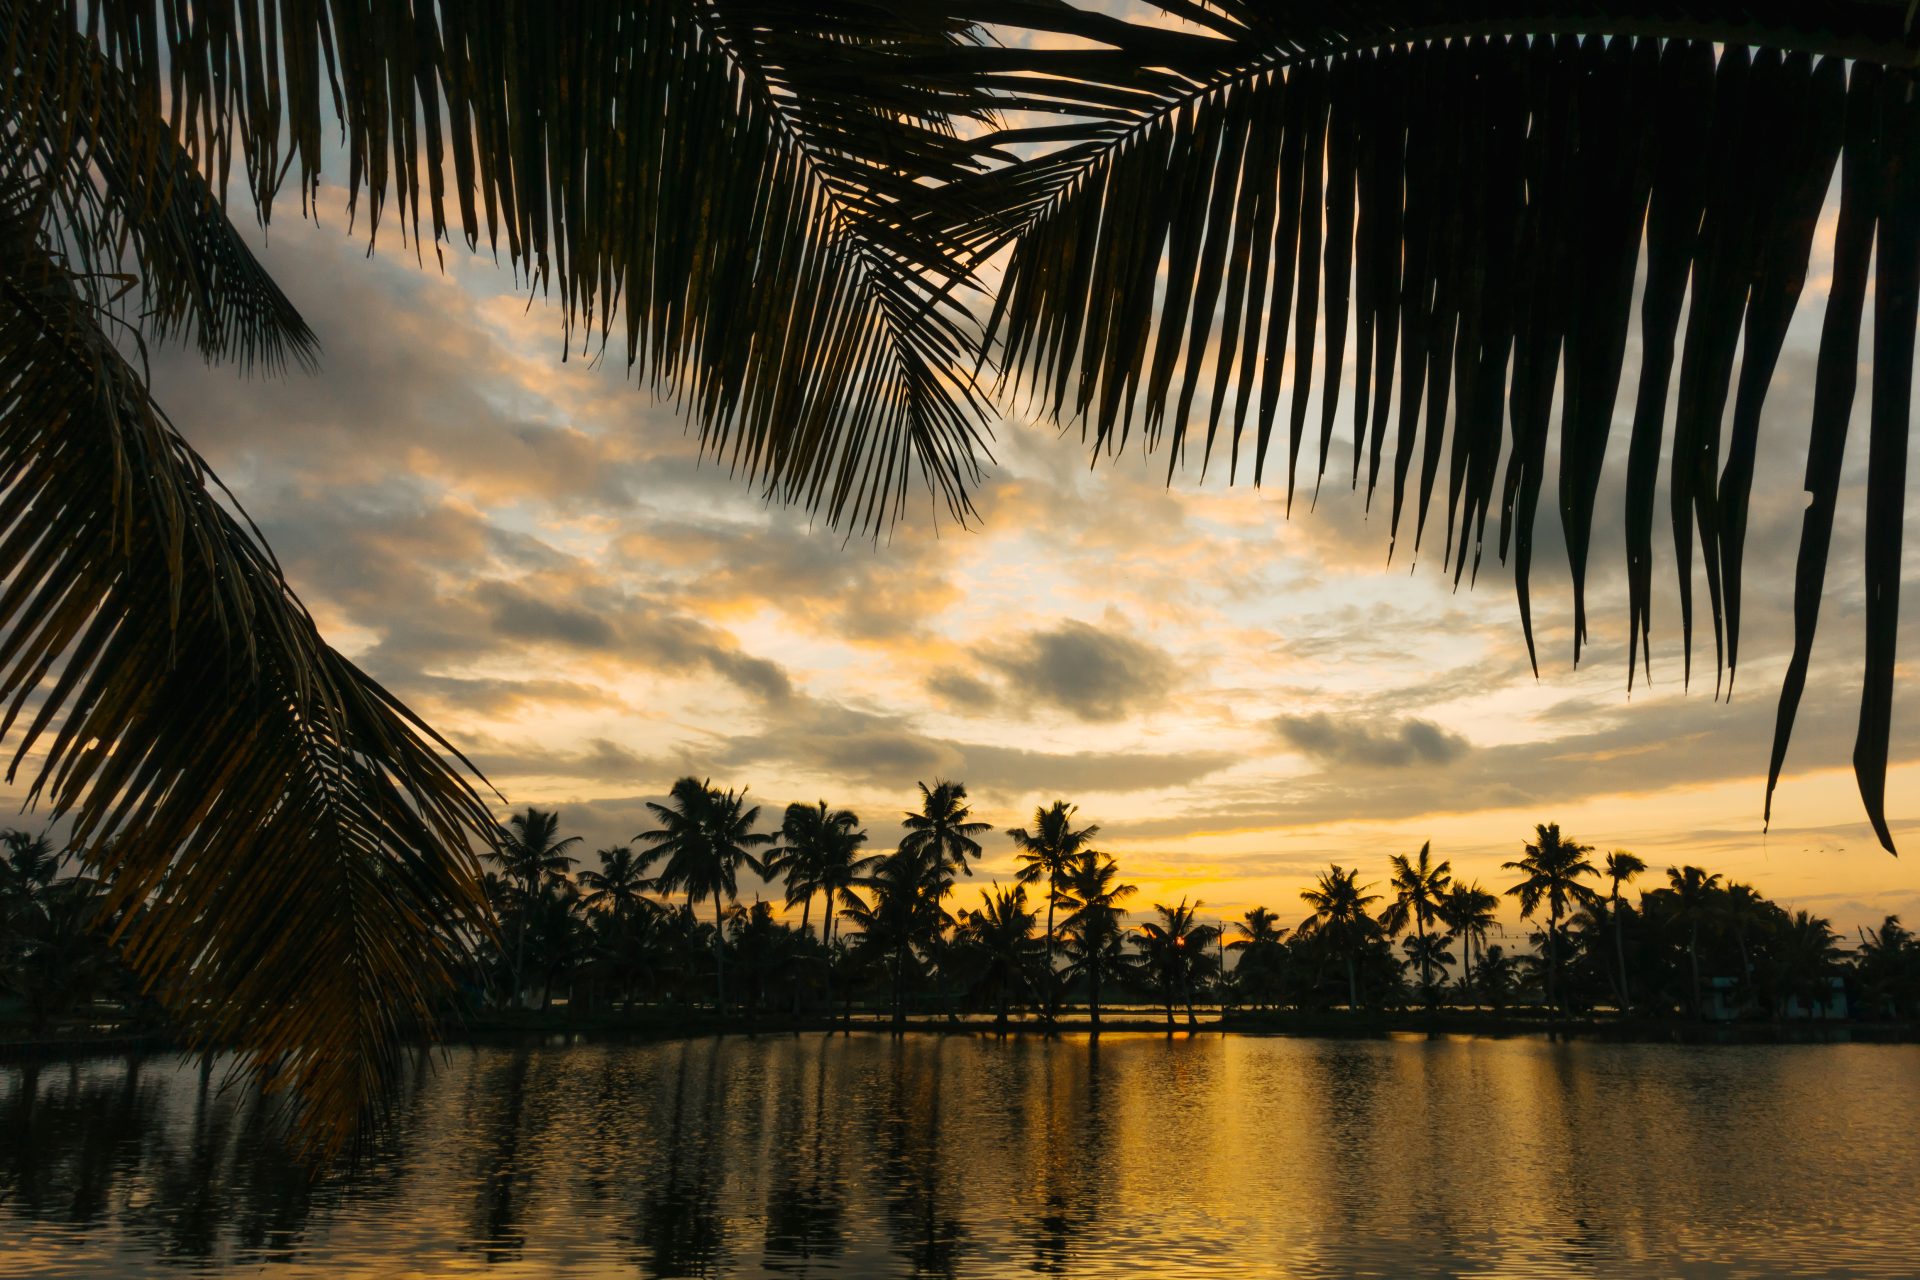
[21,135,1901,941]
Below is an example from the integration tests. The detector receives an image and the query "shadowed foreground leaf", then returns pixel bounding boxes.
[956,3,1920,849]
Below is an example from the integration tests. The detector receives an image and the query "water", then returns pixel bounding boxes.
[3,1033,1917,1277]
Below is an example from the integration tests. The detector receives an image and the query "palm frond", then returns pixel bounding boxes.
[957,4,1920,850]
[0,184,493,1155]
[32,0,996,530]
[1,1,317,371]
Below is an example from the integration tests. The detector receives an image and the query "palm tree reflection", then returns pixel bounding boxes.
[629,1038,728,1276]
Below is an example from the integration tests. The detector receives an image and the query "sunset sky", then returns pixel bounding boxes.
[89,179,1920,940]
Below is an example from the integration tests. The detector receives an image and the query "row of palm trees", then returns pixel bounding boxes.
[469,789,1919,1028]
[1266,824,1913,1021]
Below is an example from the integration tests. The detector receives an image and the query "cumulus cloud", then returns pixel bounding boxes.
[1274,713,1472,768]
[979,619,1178,721]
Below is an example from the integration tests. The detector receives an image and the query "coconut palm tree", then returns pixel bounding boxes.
[1666,865,1725,1018]
[900,780,990,1018]
[1772,910,1843,1017]
[1006,800,1102,1020]
[955,883,1042,1029]
[579,846,651,926]
[1400,933,1458,1001]
[900,781,991,886]
[762,800,868,1015]
[1718,881,1775,1012]
[1602,851,1647,1014]
[841,848,953,1027]
[1503,824,1601,1015]
[636,778,772,1013]
[765,801,866,938]
[1854,916,1919,1018]
[1226,907,1290,1010]
[1440,881,1500,1002]
[1133,899,1221,1028]
[1055,851,1136,1028]
[1379,841,1452,996]
[488,809,582,1009]
[1299,865,1384,1011]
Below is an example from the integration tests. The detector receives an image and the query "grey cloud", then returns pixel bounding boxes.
[717,700,1229,796]
[1274,713,1471,768]
[981,619,1177,721]
[469,737,661,786]
[479,581,621,648]
[925,669,1001,712]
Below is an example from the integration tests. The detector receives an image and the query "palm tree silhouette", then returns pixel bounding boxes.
[1601,851,1647,1014]
[487,809,581,1010]
[1379,841,1453,998]
[1853,916,1918,1018]
[1133,898,1220,1027]
[1504,824,1601,1015]
[637,778,772,1013]
[766,801,867,939]
[900,781,990,1019]
[956,883,1042,1029]
[1718,881,1774,1013]
[841,849,952,1027]
[763,800,870,1016]
[579,845,650,926]
[1666,865,1725,1018]
[1772,910,1842,1017]
[1300,866,1384,1011]
[1226,907,1290,1010]
[1006,800,1101,1022]
[1439,882,1499,1004]
[1056,851,1136,1028]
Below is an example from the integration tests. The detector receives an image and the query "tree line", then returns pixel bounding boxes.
[6,797,1917,1036]
[462,785,1920,1029]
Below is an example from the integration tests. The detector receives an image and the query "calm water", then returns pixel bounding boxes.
[3,1034,1917,1277]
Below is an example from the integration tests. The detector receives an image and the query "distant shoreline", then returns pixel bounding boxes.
[5,1011,1916,1062]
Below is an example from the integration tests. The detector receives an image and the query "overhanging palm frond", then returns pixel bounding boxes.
[38,0,995,530]
[957,2,1920,850]
[1,1,318,372]
[0,183,494,1154]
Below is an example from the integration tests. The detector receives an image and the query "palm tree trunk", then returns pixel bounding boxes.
[1547,912,1561,1018]
[1044,887,1058,1024]
[794,889,813,1019]
[1416,913,1431,994]
[1089,960,1102,1030]
[824,905,838,1029]
[1612,890,1631,1017]
[1346,951,1359,1011]
[511,876,533,1010]
[711,892,728,1014]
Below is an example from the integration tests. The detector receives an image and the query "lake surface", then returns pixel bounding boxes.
[3,1033,1917,1277]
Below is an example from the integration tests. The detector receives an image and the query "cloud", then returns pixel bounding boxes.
[980,618,1178,721]
[1274,713,1472,768]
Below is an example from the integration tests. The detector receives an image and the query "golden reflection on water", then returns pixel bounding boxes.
[2,1034,1917,1277]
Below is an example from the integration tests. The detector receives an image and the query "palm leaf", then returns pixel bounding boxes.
[955,3,1920,850]
[38,0,996,530]
[0,180,493,1155]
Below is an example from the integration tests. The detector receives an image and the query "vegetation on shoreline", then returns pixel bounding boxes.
[21,785,1912,1050]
